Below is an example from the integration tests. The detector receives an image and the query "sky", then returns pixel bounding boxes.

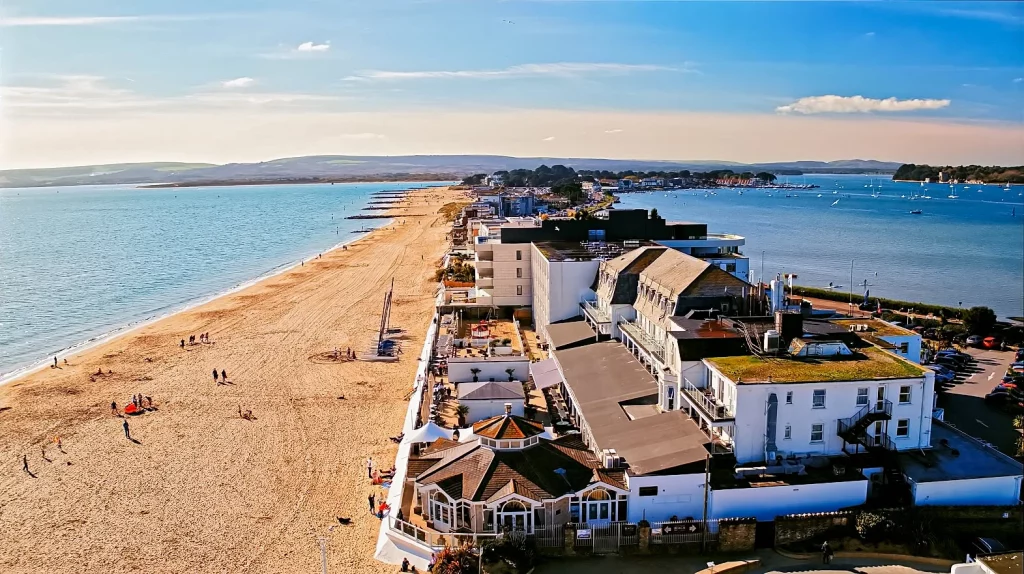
[1,0,1023,169]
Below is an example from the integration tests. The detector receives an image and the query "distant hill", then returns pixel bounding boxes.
[0,156,904,189]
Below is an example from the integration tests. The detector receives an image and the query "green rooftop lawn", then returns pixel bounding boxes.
[708,347,925,383]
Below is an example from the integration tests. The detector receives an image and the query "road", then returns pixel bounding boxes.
[936,346,1021,456]
[532,549,950,574]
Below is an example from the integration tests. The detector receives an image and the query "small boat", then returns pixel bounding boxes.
[910,209,922,214]
[817,194,822,198]
[947,194,958,199]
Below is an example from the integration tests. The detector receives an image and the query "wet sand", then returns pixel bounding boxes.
[0,186,463,573]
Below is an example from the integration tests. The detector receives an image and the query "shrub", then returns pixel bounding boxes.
[484,530,537,573]
[856,511,896,543]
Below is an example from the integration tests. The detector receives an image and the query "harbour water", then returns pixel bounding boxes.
[618,174,1024,320]
[0,181,445,379]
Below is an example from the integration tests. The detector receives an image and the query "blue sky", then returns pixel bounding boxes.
[1,1,1022,168]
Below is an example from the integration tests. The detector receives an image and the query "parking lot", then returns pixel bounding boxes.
[935,346,1021,456]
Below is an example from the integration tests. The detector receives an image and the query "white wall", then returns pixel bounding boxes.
[448,359,530,384]
[713,366,934,465]
[461,399,525,424]
[532,244,601,340]
[626,473,706,522]
[710,479,868,521]
[911,476,1024,507]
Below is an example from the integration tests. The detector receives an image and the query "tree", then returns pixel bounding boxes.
[431,543,479,574]
[650,208,659,220]
[455,405,470,427]
[461,173,486,186]
[505,368,516,382]
[551,179,584,204]
[470,368,481,382]
[962,306,997,335]
[755,171,777,183]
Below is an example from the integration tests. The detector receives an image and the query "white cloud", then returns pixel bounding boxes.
[542,136,555,141]
[604,128,623,134]
[864,31,875,37]
[297,41,330,53]
[343,62,684,82]
[260,41,333,60]
[221,77,255,89]
[1014,78,1024,83]
[776,95,951,114]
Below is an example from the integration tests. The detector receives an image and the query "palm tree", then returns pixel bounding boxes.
[505,368,516,382]
[470,368,481,382]
[455,405,470,427]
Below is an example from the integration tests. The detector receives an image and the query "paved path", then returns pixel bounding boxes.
[532,550,950,574]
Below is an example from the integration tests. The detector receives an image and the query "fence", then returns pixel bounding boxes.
[533,526,565,548]
[650,519,719,546]
[390,517,499,550]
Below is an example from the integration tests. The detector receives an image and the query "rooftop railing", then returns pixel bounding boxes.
[682,379,735,421]
[618,320,666,364]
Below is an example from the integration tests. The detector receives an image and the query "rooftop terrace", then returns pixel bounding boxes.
[830,318,917,338]
[706,346,925,384]
[899,421,1024,483]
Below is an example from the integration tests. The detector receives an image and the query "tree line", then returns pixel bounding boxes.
[892,164,1024,184]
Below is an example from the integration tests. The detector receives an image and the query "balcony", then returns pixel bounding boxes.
[580,301,612,336]
[618,320,666,365]
[477,277,494,289]
[475,259,493,271]
[838,399,895,452]
[682,379,735,423]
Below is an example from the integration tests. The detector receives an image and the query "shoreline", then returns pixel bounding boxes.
[0,219,391,387]
[0,184,462,573]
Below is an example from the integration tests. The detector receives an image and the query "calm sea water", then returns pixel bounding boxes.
[618,174,1024,320]
[0,182,445,378]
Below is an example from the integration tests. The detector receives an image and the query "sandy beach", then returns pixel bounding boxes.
[0,186,463,573]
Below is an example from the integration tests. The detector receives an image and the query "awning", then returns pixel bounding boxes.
[404,422,454,444]
[530,358,564,390]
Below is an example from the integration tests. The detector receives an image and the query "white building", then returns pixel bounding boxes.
[473,219,538,307]
[831,318,922,364]
[457,382,526,424]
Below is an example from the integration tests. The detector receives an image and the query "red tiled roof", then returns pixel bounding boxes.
[472,415,544,440]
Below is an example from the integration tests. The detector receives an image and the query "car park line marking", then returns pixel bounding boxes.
[988,372,996,381]
[976,419,989,428]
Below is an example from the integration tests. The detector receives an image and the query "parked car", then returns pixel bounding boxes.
[972,537,1007,556]
[983,336,1000,349]
[935,356,966,370]
[966,335,984,347]
[936,348,972,361]
[931,364,956,383]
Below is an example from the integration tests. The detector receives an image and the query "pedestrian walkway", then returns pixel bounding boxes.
[532,549,950,574]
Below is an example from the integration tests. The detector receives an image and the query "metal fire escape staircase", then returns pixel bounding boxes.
[837,399,894,453]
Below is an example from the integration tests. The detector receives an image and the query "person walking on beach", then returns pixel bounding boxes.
[111,400,118,416]
[368,492,375,513]
[821,541,833,564]
[221,369,227,382]
[181,339,185,349]
[366,457,373,479]
[122,419,131,440]
[23,454,29,474]
[213,369,219,384]
[54,356,58,368]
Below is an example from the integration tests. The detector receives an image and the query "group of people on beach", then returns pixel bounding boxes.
[334,347,355,361]
[213,368,228,384]
[181,333,211,348]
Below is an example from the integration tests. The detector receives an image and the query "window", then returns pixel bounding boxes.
[638,486,659,497]
[899,342,910,354]
[516,285,523,296]
[483,508,494,532]
[896,419,910,437]
[785,391,793,405]
[784,425,792,440]
[810,423,824,442]
[856,388,869,406]
[497,499,531,533]
[899,386,912,404]
[515,250,522,260]
[516,267,522,278]
[812,390,826,408]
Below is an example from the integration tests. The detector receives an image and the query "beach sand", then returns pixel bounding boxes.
[0,186,463,573]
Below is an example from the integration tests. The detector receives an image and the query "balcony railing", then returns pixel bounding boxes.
[580,300,610,324]
[682,379,735,421]
[618,320,666,364]
[837,399,893,437]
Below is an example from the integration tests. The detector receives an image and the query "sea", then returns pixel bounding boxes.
[617,173,1024,321]
[0,181,449,380]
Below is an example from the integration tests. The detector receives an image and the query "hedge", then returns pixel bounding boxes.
[790,285,963,319]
